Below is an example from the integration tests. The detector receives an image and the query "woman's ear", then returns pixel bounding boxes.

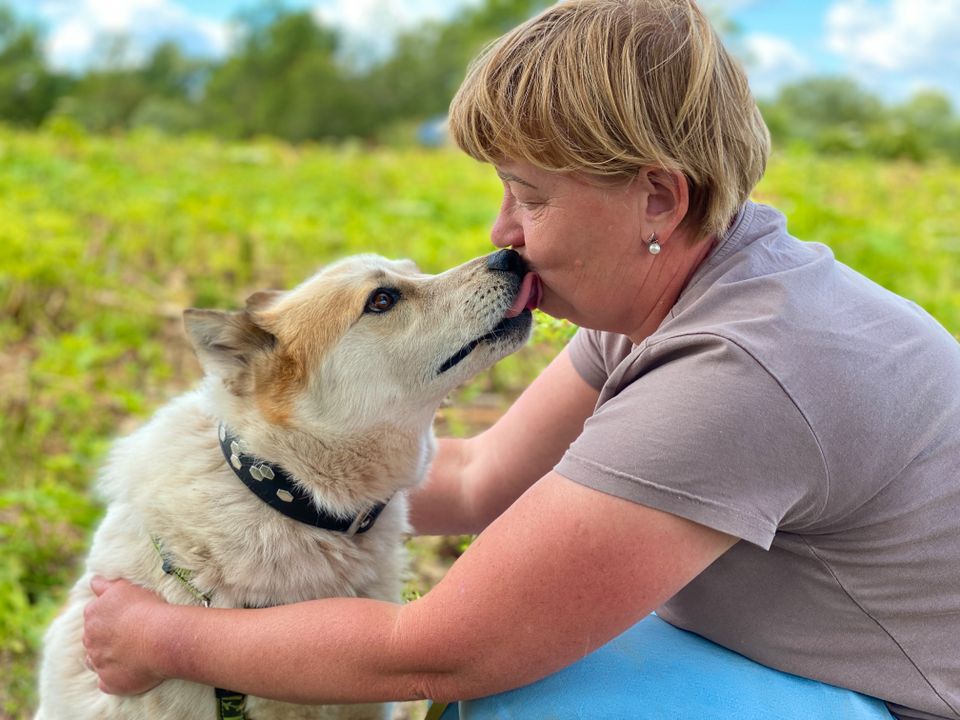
[636,166,689,241]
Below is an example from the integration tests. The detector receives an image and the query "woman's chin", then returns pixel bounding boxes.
[539,300,577,326]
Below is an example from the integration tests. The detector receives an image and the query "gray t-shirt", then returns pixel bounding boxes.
[557,201,960,720]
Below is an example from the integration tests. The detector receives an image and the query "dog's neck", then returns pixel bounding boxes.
[218,423,391,535]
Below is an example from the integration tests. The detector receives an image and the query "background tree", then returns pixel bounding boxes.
[0,7,69,127]
[768,76,884,153]
[362,0,551,128]
[200,8,358,140]
[52,38,209,133]
[0,0,956,163]
[129,42,209,133]
[886,91,960,162]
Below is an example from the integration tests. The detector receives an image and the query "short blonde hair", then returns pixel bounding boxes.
[448,0,770,240]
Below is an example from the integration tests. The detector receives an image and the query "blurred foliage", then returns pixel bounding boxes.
[201,10,357,140]
[58,40,208,135]
[1,1,957,163]
[361,0,549,128]
[760,78,960,163]
[0,0,550,144]
[0,7,73,126]
[1,127,958,716]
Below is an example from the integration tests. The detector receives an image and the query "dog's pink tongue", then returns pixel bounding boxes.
[505,272,541,318]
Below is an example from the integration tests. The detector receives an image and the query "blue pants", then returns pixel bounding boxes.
[438,615,893,720]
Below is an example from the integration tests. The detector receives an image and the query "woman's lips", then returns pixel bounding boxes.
[504,272,542,318]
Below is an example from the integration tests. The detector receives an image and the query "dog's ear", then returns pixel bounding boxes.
[393,258,421,274]
[183,308,277,391]
[245,290,285,312]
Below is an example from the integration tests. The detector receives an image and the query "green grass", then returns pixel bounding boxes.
[1,126,957,718]
[756,151,960,331]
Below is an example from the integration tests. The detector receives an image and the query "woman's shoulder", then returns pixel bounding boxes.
[575,199,959,415]
[662,201,951,364]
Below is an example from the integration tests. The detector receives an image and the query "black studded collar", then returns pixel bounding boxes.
[218,423,387,535]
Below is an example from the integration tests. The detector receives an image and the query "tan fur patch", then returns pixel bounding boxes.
[251,276,369,425]
[252,351,303,426]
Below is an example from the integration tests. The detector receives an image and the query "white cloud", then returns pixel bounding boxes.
[826,0,960,102]
[701,0,761,13]
[740,33,812,98]
[36,0,231,71]
[311,0,482,58]
[312,0,481,30]
[45,19,95,67]
[24,0,487,71]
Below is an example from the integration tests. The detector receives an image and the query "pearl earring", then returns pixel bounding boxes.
[647,233,661,255]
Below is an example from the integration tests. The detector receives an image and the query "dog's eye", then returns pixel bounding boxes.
[365,288,399,314]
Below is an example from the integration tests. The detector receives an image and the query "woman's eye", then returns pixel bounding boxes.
[506,183,545,210]
[366,288,398,313]
[513,194,544,210]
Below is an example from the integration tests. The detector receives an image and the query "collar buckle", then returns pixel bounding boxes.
[347,508,374,536]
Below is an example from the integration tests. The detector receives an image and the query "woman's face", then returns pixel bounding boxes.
[490,160,660,337]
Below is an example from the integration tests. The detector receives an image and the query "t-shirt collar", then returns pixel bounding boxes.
[681,200,757,297]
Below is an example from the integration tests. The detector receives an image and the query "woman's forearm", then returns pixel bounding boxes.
[87,474,734,707]
[152,597,430,704]
[407,436,483,535]
[409,350,599,537]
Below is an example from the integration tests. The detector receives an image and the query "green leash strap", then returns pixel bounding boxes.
[151,536,447,720]
[424,701,450,720]
[150,535,212,607]
[216,687,247,720]
[151,536,247,718]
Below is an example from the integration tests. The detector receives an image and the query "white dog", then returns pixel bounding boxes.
[35,250,540,720]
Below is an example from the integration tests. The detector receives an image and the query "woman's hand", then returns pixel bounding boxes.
[83,576,169,695]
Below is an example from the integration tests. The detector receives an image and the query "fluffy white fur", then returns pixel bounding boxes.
[36,253,532,720]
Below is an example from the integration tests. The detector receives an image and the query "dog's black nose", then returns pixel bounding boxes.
[487,249,526,277]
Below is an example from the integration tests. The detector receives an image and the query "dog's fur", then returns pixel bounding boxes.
[36,253,532,720]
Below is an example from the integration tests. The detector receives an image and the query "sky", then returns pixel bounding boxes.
[8,0,960,106]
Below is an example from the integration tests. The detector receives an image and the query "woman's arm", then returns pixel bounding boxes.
[85,472,736,703]
[408,347,600,535]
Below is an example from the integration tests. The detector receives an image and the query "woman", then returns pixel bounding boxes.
[83,1,960,719]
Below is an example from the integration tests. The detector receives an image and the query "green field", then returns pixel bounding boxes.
[1,126,958,718]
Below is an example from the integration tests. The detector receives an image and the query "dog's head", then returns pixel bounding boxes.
[183,251,537,434]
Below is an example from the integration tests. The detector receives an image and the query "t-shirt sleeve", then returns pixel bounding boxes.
[555,333,828,549]
[566,327,609,390]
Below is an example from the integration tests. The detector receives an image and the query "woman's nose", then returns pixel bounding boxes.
[490,201,523,249]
